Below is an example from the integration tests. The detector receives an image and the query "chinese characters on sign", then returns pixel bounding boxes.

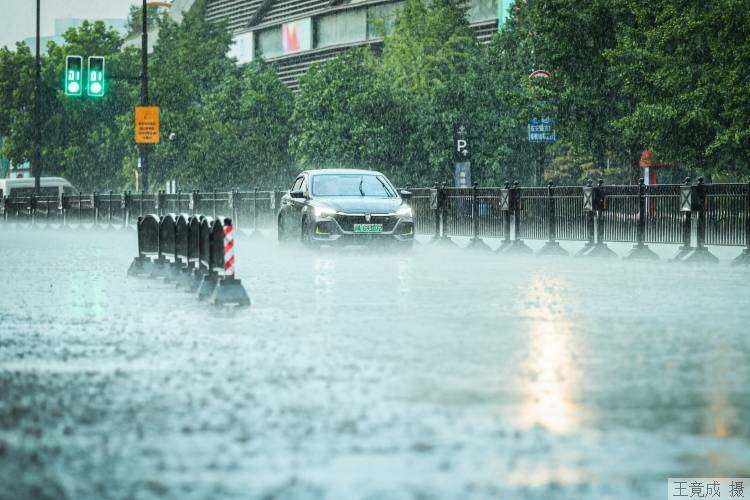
[454,162,471,188]
[669,478,746,499]
[527,118,556,144]
[135,106,160,144]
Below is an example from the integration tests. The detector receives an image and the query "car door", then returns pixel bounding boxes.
[280,175,303,233]
[290,174,310,234]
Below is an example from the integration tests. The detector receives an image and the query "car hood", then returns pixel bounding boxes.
[315,197,403,214]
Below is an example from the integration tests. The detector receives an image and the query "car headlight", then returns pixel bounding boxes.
[314,206,337,218]
[396,205,413,218]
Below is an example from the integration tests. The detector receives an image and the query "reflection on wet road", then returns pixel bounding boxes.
[517,273,582,434]
[1,230,749,499]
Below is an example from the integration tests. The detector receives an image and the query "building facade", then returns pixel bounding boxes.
[208,0,504,90]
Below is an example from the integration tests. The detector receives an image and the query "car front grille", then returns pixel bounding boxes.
[334,214,398,232]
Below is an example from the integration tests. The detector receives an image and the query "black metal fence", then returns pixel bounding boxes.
[0,189,280,233]
[3,179,750,263]
[403,178,750,263]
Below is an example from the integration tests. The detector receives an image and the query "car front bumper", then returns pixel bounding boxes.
[312,213,414,244]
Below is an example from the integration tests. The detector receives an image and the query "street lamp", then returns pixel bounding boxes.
[33,0,41,193]
[139,1,171,193]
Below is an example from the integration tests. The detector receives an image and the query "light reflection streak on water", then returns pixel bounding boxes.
[706,337,733,439]
[517,272,582,434]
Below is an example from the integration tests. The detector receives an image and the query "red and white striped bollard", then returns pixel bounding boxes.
[224,223,235,276]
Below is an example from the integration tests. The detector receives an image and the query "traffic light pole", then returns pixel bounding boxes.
[33,0,41,193]
[139,0,149,192]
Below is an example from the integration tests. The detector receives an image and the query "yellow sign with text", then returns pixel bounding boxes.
[135,106,160,144]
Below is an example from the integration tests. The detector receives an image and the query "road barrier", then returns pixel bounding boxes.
[0,189,280,234]
[408,177,750,264]
[4,179,750,264]
[128,212,250,308]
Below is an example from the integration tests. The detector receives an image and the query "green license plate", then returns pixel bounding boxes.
[353,223,383,233]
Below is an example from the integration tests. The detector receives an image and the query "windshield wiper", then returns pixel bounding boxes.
[375,176,393,197]
[358,176,365,196]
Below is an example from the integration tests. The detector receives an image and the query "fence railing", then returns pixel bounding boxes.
[3,179,750,264]
[0,189,280,233]
[403,178,750,264]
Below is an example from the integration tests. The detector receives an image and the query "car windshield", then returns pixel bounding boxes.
[312,174,396,197]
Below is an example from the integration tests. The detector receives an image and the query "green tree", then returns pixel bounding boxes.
[1,22,136,191]
[177,62,294,189]
[291,48,409,184]
[45,21,138,190]
[521,0,642,182]
[379,0,491,184]
[0,42,41,169]
[482,3,553,185]
[608,0,750,179]
[124,0,257,190]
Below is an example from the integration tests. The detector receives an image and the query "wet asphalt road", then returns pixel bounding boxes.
[1,229,749,500]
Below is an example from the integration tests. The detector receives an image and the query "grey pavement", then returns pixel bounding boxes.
[1,229,749,499]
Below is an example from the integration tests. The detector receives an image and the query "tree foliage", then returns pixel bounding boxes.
[179,62,295,189]
[380,0,489,184]
[1,22,137,190]
[294,0,500,185]
[123,0,293,190]
[0,43,39,167]
[291,49,408,183]
[607,0,750,178]
[2,0,749,191]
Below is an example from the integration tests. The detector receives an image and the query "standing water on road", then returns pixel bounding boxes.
[1,230,749,499]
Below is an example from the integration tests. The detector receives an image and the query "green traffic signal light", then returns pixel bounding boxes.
[87,56,105,97]
[65,55,83,96]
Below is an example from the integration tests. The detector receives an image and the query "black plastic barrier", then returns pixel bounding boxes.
[196,217,223,301]
[150,213,177,279]
[127,215,160,277]
[174,215,200,290]
[128,213,249,308]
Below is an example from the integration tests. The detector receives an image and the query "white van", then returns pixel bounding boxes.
[0,177,79,198]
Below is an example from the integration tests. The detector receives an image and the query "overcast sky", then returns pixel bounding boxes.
[0,0,141,48]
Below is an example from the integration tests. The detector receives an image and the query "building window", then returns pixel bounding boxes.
[467,0,498,23]
[282,18,312,54]
[229,31,255,64]
[257,26,282,58]
[367,2,404,40]
[315,8,367,48]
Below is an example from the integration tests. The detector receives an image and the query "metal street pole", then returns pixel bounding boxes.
[139,0,149,192]
[537,143,545,186]
[33,0,41,193]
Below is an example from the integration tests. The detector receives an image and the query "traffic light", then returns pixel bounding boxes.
[87,56,105,97]
[65,55,83,96]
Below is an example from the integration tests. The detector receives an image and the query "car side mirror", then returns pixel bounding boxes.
[400,190,412,201]
[290,190,306,199]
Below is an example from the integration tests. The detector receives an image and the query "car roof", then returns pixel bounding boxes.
[301,169,384,176]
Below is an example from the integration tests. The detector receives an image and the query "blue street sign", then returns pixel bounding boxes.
[454,161,472,188]
[528,118,556,143]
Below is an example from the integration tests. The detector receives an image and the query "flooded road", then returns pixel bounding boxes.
[1,230,749,499]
